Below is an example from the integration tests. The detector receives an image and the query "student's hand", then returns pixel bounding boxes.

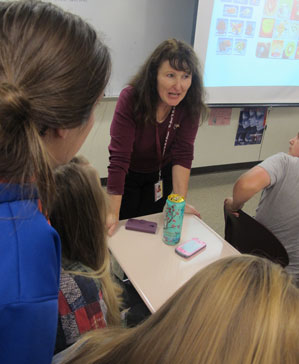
[184,203,201,219]
[107,213,119,236]
[224,197,241,217]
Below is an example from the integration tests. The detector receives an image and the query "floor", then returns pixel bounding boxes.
[188,169,261,238]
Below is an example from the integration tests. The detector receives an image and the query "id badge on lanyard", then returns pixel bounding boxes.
[154,107,175,202]
[154,178,163,202]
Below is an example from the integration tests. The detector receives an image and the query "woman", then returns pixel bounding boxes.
[50,157,123,353]
[56,255,299,364]
[107,39,208,235]
[0,1,111,363]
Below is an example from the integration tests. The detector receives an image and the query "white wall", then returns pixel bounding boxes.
[80,100,299,179]
[48,0,197,96]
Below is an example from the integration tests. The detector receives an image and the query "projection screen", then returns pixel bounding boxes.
[193,0,299,105]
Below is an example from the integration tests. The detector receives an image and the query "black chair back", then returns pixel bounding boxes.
[224,208,289,267]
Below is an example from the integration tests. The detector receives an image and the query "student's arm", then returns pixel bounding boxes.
[172,164,201,218]
[224,166,271,216]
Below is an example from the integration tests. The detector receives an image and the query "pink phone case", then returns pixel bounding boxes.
[125,218,157,234]
[175,238,206,258]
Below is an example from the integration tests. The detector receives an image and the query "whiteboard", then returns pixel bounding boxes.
[47,0,197,96]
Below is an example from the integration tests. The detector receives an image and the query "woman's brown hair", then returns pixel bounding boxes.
[62,255,299,364]
[0,1,111,212]
[129,38,208,125]
[50,156,122,326]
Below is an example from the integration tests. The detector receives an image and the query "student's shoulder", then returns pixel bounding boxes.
[262,152,290,167]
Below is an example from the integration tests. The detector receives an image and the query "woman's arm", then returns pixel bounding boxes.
[172,164,190,198]
[107,194,122,236]
[107,87,136,234]
[171,108,201,218]
[172,164,201,218]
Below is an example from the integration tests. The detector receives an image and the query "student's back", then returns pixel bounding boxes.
[50,158,122,353]
[0,183,60,363]
[255,152,299,281]
[0,2,111,362]
[225,134,299,285]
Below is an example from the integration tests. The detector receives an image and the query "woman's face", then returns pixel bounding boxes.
[156,60,192,107]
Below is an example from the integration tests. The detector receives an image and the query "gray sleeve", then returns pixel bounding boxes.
[258,152,288,188]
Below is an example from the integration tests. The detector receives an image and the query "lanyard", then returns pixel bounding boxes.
[155,106,175,180]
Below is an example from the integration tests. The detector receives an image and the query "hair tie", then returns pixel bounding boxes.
[0,82,32,130]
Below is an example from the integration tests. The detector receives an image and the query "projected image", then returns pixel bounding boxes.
[256,41,271,56]
[217,38,233,54]
[233,39,248,54]
[245,21,257,36]
[282,41,297,58]
[223,5,239,17]
[202,0,299,88]
[240,6,254,18]
[229,20,244,35]
[259,18,275,37]
[273,19,289,38]
[216,18,229,34]
[234,107,267,146]
[270,39,284,57]
[263,0,278,16]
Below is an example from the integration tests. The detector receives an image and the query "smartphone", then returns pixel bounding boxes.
[175,238,206,258]
[125,218,157,234]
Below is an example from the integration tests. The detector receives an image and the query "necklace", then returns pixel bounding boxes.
[156,105,172,123]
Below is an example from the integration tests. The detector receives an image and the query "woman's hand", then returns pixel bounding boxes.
[106,213,119,236]
[184,203,201,219]
[107,194,122,236]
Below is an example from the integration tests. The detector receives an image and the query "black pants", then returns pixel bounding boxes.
[119,164,173,220]
[117,278,151,327]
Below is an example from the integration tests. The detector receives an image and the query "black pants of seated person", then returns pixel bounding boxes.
[117,278,151,327]
[119,163,173,220]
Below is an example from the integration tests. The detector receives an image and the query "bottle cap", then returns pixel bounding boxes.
[168,194,185,203]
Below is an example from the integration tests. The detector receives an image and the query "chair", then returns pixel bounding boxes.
[224,208,289,267]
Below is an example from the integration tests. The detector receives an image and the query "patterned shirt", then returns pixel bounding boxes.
[54,262,107,354]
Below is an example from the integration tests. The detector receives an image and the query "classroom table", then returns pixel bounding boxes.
[108,213,240,313]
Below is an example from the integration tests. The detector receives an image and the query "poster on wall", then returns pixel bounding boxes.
[208,108,232,125]
[234,107,268,145]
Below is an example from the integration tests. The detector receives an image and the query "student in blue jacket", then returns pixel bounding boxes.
[0,1,111,363]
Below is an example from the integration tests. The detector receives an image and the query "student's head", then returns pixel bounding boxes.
[50,156,121,325]
[289,133,299,157]
[130,39,208,124]
[62,255,299,364]
[0,1,111,210]
[50,156,107,270]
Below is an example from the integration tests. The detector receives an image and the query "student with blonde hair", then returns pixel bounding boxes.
[50,157,122,353]
[56,255,299,364]
[0,1,111,362]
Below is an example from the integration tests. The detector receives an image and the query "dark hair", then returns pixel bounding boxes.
[50,156,122,325]
[129,38,208,125]
[0,1,111,212]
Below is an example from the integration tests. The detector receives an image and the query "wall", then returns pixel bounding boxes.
[80,101,299,179]
[48,0,197,96]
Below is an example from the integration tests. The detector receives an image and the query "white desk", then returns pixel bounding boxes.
[108,213,239,313]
